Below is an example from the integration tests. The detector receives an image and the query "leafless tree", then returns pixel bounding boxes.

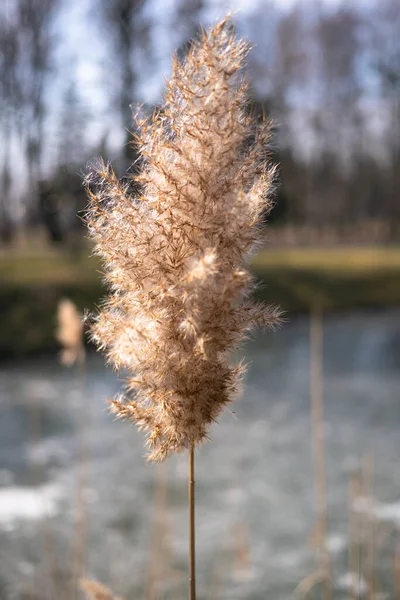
[99,0,148,170]
[0,0,60,229]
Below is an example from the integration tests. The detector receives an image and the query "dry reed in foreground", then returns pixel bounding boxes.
[85,15,280,461]
[84,15,280,599]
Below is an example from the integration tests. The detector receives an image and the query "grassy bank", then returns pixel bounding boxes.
[252,246,400,311]
[1,246,400,358]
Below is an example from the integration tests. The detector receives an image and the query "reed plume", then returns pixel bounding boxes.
[56,298,85,366]
[85,15,280,461]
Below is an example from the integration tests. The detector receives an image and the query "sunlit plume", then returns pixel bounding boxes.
[85,16,281,461]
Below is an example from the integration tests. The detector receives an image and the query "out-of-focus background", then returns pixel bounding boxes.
[0,0,399,599]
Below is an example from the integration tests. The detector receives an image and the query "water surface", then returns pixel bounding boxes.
[0,310,399,599]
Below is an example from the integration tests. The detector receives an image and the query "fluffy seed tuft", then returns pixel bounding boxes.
[85,16,281,461]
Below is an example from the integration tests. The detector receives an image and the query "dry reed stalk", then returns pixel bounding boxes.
[188,445,195,600]
[362,452,375,600]
[206,451,253,599]
[56,298,85,367]
[206,517,251,599]
[27,391,59,600]
[56,297,88,597]
[81,579,124,600]
[208,520,251,600]
[207,535,231,600]
[146,462,168,600]
[27,394,42,600]
[85,16,280,599]
[309,309,332,600]
[70,360,89,600]
[233,522,251,579]
[348,473,362,600]
[293,569,327,600]
[158,507,174,598]
[393,543,400,598]
[207,546,227,600]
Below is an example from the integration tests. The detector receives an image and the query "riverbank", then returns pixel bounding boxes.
[1,246,400,358]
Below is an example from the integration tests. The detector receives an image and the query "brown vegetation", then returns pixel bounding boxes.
[85,17,281,461]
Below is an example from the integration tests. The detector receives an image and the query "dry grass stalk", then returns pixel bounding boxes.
[26,378,59,600]
[69,414,89,600]
[188,445,196,599]
[206,519,251,600]
[207,536,230,600]
[81,579,124,600]
[146,462,169,600]
[362,452,376,600]
[393,543,400,598]
[206,518,234,600]
[56,298,85,366]
[348,472,362,600]
[233,522,251,579]
[85,15,280,462]
[309,309,332,600]
[56,297,88,597]
[293,569,327,600]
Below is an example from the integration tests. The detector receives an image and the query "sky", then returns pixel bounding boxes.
[50,0,357,154]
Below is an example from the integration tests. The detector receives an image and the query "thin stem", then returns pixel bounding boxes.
[189,444,196,600]
[310,309,332,600]
[146,462,168,600]
[363,452,375,600]
[71,357,88,600]
[348,474,361,600]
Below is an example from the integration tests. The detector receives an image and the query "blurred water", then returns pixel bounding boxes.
[0,310,399,600]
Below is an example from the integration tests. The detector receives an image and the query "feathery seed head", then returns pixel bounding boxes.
[85,16,281,461]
